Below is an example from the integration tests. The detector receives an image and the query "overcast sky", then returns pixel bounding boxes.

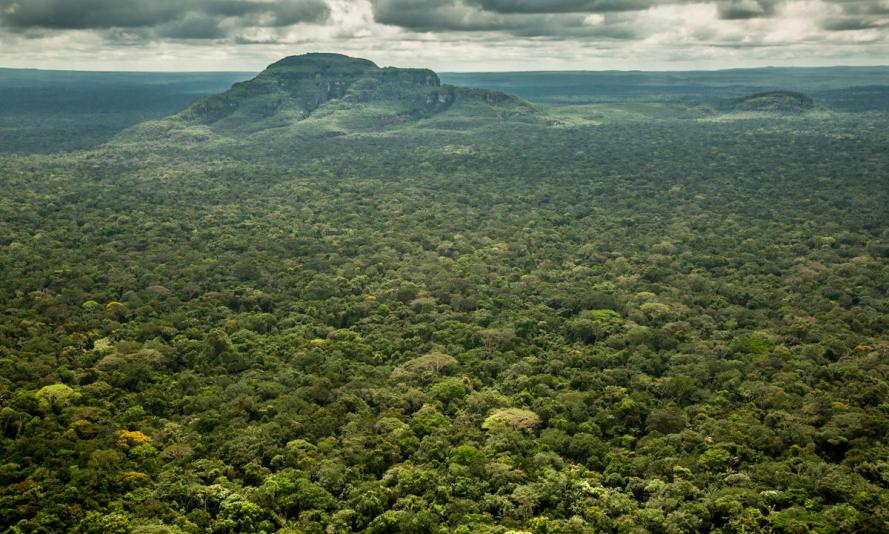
[0,0,887,71]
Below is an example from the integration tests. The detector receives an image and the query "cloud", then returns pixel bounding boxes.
[827,0,889,16]
[716,0,781,19]
[0,0,331,37]
[158,14,228,40]
[818,0,889,31]
[821,17,881,31]
[371,0,889,40]
[464,0,657,14]
[369,0,783,36]
[0,0,888,71]
[370,0,644,37]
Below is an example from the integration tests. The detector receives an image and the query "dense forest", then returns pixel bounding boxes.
[1,55,888,533]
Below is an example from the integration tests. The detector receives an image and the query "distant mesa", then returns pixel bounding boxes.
[733,91,815,113]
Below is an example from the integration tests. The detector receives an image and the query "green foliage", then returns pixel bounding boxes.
[35,383,79,412]
[430,378,467,404]
[401,352,458,375]
[77,511,132,534]
[483,408,542,432]
[565,309,623,344]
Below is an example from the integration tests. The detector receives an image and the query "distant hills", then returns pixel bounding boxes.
[3,60,888,153]
[441,66,889,108]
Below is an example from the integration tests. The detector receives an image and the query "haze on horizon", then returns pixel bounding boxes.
[0,0,888,72]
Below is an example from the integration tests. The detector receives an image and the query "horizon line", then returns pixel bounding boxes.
[2,64,889,75]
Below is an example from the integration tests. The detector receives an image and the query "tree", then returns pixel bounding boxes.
[483,408,541,432]
[566,309,623,344]
[35,384,79,413]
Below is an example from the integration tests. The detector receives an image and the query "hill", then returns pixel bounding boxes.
[117,53,538,145]
[732,91,815,113]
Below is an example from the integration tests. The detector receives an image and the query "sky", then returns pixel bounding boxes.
[0,0,888,71]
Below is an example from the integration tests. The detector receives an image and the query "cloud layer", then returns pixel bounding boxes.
[0,0,887,70]
[0,0,330,38]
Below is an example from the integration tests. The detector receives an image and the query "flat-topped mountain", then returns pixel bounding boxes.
[183,53,448,127]
[120,53,538,143]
